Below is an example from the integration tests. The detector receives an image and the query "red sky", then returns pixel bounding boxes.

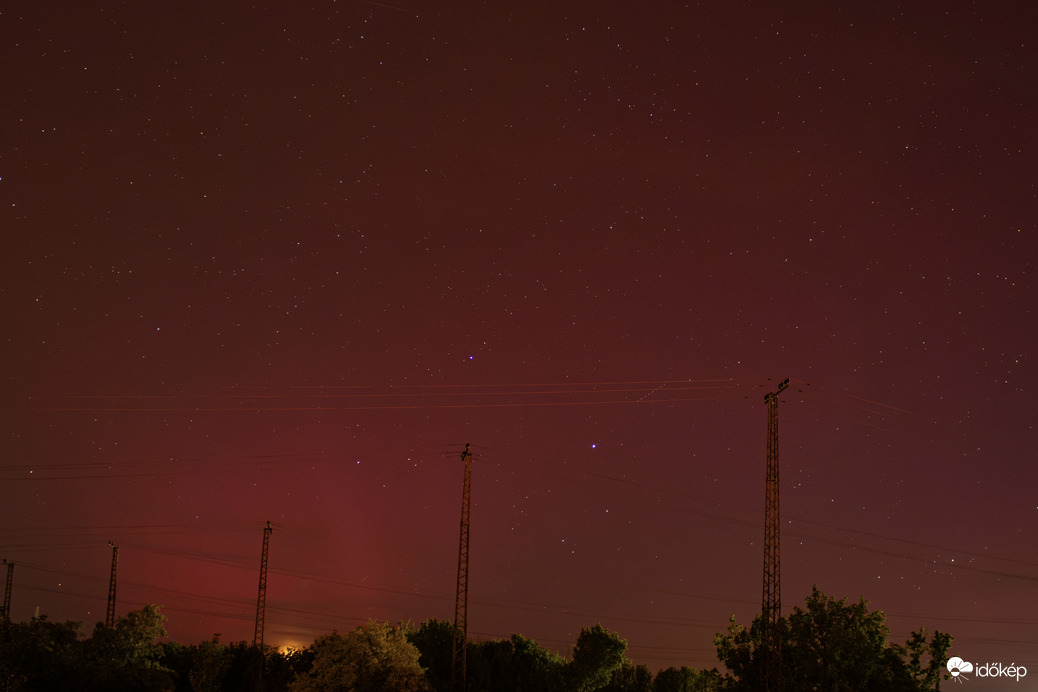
[2,1,1035,686]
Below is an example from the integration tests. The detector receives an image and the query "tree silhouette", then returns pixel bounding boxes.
[84,604,173,691]
[289,621,430,692]
[0,615,83,691]
[568,624,628,692]
[714,586,953,691]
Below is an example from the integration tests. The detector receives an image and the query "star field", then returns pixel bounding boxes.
[1,0,1036,682]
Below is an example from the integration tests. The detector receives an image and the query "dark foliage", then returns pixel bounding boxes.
[0,593,950,692]
[714,586,953,692]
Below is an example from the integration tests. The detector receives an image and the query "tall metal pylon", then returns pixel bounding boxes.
[1,559,13,621]
[450,443,474,692]
[761,378,789,692]
[106,542,119,628]
[254,521,273,648]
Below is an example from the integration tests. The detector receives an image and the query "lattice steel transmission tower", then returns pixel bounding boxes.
[1,560,12,621]
[254,521,273,648]
[761,378,789,692]
[106,542,119,628]
[450,443,474,692]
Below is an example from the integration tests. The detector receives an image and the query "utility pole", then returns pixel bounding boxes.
[450,443,474,692]
[255,521,272,648]
[761,378,789,692]
[1,559,12,621]
[106,542,119,628]
[251,521,273,692]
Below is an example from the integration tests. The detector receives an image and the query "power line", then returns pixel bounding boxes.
[18,379,740,413]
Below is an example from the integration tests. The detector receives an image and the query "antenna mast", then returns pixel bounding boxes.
[255,521,273,648]
[106,542,119,628]
[761,378,788,692]
[450,443,474,692]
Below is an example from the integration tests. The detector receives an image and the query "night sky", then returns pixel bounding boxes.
[2,0,1036,683]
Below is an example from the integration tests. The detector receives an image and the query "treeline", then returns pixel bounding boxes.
[0,588,952,691]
